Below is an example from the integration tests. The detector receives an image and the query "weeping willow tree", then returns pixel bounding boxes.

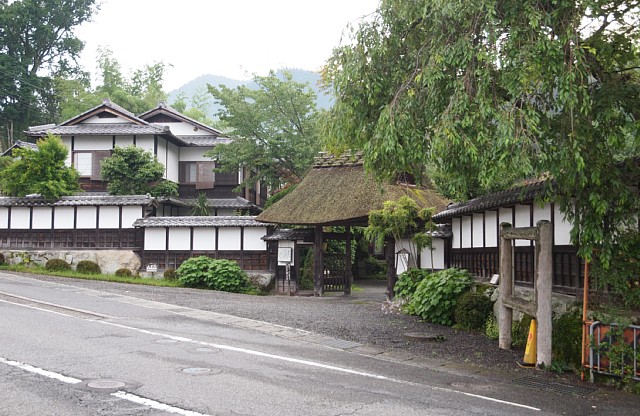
[323,0,640,266]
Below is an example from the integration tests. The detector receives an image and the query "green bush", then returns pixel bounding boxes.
[45,258,71,271]
[408,268,473,325]
[485,313,499,339]
[299,250,314,290]
[176,256,251,293]
[163,268,177,280]
[115,268,133,277]
[76,260,101,274]
[454,291,494,331]
[552,309,583,369]
[0,252,4,265]
[394,268,430,300]
[512,314,534,348]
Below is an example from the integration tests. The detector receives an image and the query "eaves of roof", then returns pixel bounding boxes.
[0,194,157,207]
[138,102,224,136]
[132,216,268,228]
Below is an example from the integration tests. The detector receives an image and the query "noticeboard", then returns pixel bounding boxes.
[277,247,293,263]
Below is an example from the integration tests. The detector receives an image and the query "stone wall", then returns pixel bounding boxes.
[1,250,141,275]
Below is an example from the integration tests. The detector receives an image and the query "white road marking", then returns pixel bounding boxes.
[0,357,82,384]
[99,320,541,412]
[111,391,211,416]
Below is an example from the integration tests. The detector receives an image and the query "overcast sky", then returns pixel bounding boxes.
[76,0,380,91]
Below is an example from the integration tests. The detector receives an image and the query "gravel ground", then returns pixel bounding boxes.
[9,272,526,372]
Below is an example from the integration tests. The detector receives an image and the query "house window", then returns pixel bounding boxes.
[180,161,215,189]
[73,151,111,180]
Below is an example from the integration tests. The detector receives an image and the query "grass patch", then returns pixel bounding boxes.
[0,264,182,287]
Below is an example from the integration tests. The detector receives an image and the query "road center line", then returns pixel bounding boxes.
[98,320,541,412]
[0,357,82,384]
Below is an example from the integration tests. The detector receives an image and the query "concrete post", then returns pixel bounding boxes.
[536,220,553,367]
[498,223,513,350]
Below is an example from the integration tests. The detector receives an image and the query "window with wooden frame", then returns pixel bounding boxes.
[73,151,112,180]
[179,161,215,189]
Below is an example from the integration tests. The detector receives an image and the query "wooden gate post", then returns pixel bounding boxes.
[385,238,396,301]
[498,222,513,350]
[313,225,324,297]
[536,220,553,366]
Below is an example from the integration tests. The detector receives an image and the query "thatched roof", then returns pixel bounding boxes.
[256,153,449,226]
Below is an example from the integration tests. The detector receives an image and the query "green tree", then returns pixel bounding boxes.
[206,71,321,190]
[0,133,80,199]
[56,48,169,118]
[100,146,177,196]
[0,0,97,149]
[171,88,215,126]
[324,0,640,263]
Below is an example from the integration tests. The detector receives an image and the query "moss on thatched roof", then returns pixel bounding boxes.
[257,162,448,226]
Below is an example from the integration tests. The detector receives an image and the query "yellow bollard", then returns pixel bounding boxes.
[518,318,537,368]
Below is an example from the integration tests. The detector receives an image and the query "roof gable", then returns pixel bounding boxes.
[60,98,149,126]
[138,102,223,136]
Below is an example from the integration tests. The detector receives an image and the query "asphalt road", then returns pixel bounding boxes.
[0,271,638,415]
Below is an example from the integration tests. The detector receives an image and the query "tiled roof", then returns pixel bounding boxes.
[262,228,314,241]
[59,98,141,126]
[314,151,364,168]
[138,102,224,136]
[177,135,233,146]
[0,194,157,207]
[132,216,267,228]
[433,179,549,221]
[26,123,172,137]
[1,140,38,156]
[158,196,260,210]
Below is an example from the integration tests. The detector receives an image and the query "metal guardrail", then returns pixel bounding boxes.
[588,321,640,382]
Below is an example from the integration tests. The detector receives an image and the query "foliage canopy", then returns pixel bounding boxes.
[324,0,640,262]
[0,134,80,199]
[100,146,177,196]
[206,71,322,190]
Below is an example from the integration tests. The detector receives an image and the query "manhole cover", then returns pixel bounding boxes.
[512,376,596,396]
[181,367,220,375]
[403,332,446,342]
[155,339,178,344]
[88,380,126,389]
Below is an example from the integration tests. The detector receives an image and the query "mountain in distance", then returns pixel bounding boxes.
[167,68,333,118]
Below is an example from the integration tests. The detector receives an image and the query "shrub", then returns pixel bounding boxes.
[45,258,71,272]
[454,291,494,331]
[394,268,430,300]
[408,268,473,325]
[76,260,101,274]
[552,308,583,369]
[485,313,499,339]
[115,268,133,277]
[0,252,4,265]
[163,268,177,280]
[512,314,534,348]
[176,256,251,293]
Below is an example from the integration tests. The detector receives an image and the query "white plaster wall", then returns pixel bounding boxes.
[73,136,112,151]
[76,206,97,229]
[54,207,74,229]
[166,142,179,182]
[99,206,120,228]
[179,147,211,162]
[461,216,472,248]
[193,228,216,250]
[514,204,531,246]
[32,207,52,229]
[136,136,155,154]
[11,207,30,229]
[485,210,498,247]
[168,228,191,250]
[114,136,134,147]
[121,206,142,228]
[218,228,241,250]
[278,240,295,266]
[554,203,573,245]
[145,228,166,250]
[161,121,211,136]
[0,207,8,228]
[83,115,130,124]
[451,218,461,249]
[244,227,267,250]
[499,207,513,227]
[395,238,415,275]
[62,136,72,166]
[472,213,484,248]
[420,238,445,270]
[533,203,552,225]
[157,139,167,175]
